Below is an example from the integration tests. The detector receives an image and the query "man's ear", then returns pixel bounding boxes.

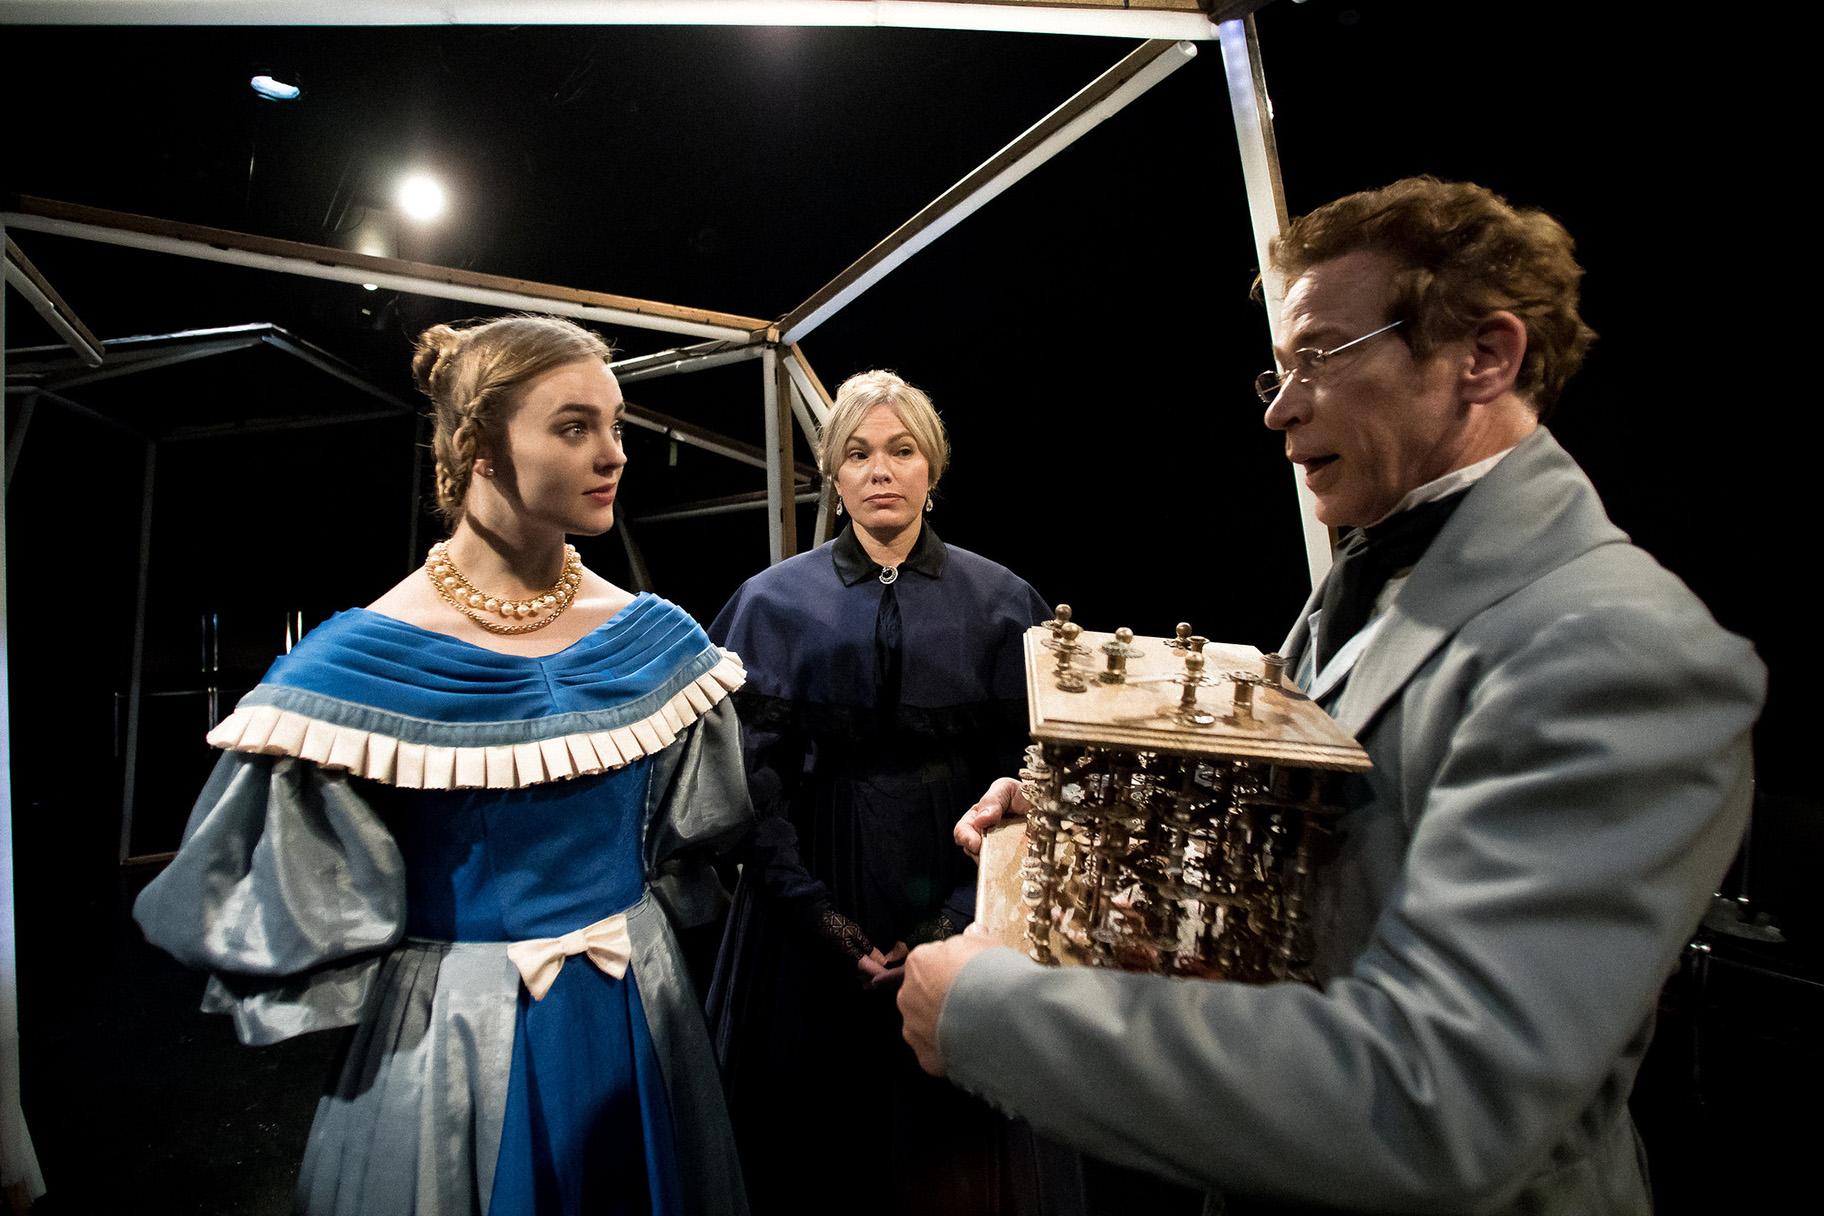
[1461,310,1527,404]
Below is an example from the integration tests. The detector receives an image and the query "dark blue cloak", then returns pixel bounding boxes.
[706,522,1049,1215]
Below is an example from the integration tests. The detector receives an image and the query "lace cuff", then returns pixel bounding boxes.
[907,913,963,947]
[815,905,875,962]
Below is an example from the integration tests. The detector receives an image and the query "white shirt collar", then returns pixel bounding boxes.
[1304,444,1518,700]
[1369,444,1516,526]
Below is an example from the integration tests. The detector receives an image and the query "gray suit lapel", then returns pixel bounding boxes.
[1279,581,1327,666]
[1330,427,1630,737]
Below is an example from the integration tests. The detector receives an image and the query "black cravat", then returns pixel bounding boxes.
[1315,489,1468,671]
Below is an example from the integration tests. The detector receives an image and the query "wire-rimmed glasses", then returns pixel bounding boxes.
[1254,319,1405,405]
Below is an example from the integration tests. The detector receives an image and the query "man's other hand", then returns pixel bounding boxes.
[954,777,1029,862]
[898,930,998,1076]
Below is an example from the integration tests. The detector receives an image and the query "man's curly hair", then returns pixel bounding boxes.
[1269,177,1597,415]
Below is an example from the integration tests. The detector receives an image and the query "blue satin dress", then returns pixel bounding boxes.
[383,769,681,1214]
[134,595,752,1216]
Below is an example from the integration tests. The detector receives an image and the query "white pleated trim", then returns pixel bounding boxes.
[205,650,746,790]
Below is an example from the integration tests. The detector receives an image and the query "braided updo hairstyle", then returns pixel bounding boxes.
[412,315,616,525]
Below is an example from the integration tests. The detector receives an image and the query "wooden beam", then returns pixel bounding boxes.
[3,236,103,363]
[2,195,770,341]
[771,350,799,560]
[786,342,835,415]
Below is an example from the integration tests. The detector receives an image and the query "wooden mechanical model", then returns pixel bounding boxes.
[975,606,1371,984]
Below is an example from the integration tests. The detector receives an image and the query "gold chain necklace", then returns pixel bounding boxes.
[424,540,584,635]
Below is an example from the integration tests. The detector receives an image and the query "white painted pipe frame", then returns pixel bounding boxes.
[0,220,48,1205]
[0,1,1223,40]
[781,346,837,545]
[23,335,266,392]
[634,487,821,525]
[610,340,767,385]
[617,401,815,480]
[780,38,1199,344]
[618,519,654,593]
[1216,15,1329,589]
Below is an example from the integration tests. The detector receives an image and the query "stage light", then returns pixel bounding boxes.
[362,283,379,291]
[397,172,447,222]
[250,74,301,102]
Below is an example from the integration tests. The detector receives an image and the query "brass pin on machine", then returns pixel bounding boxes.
[1100,627,1141,684]
[1055,622,1088,692]
[1230,672,1262,722]
[1171,650,1216,725]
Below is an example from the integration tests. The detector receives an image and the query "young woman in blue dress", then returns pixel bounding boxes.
[135,316,751,1216]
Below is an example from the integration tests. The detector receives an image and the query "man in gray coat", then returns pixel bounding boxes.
[897,178,1765,1213]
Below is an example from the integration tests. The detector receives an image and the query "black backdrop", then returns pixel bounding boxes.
[1,3,1812,1208]
[4,0,1803,874]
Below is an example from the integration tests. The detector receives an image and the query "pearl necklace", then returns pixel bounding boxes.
[424,541,584,635]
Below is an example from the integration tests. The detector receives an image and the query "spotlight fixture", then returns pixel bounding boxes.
[250,74,301,102]
[396,172,448,223]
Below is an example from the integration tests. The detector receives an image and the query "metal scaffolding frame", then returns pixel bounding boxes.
[0,3,1295,1205]
[6,323,424,869]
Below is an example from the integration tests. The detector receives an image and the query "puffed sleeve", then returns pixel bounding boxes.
[641,693,757,931]
[133,752,406,1046]
[937,597,1764,1212]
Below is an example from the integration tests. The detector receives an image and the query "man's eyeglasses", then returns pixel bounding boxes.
[1254,319,1405,405]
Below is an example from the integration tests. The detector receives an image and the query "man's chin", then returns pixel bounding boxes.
[1311,499,1353,529]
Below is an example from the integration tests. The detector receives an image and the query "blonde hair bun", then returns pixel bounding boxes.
[411,324,464,397]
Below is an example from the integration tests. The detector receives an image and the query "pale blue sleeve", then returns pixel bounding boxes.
[938,601,1764,1212]
[133,752,407,1045]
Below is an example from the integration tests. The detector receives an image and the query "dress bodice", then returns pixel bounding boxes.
[385,768,651,942]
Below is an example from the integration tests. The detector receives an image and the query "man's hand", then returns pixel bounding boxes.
[898,930,997,1076]
[954,777,1030,862]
